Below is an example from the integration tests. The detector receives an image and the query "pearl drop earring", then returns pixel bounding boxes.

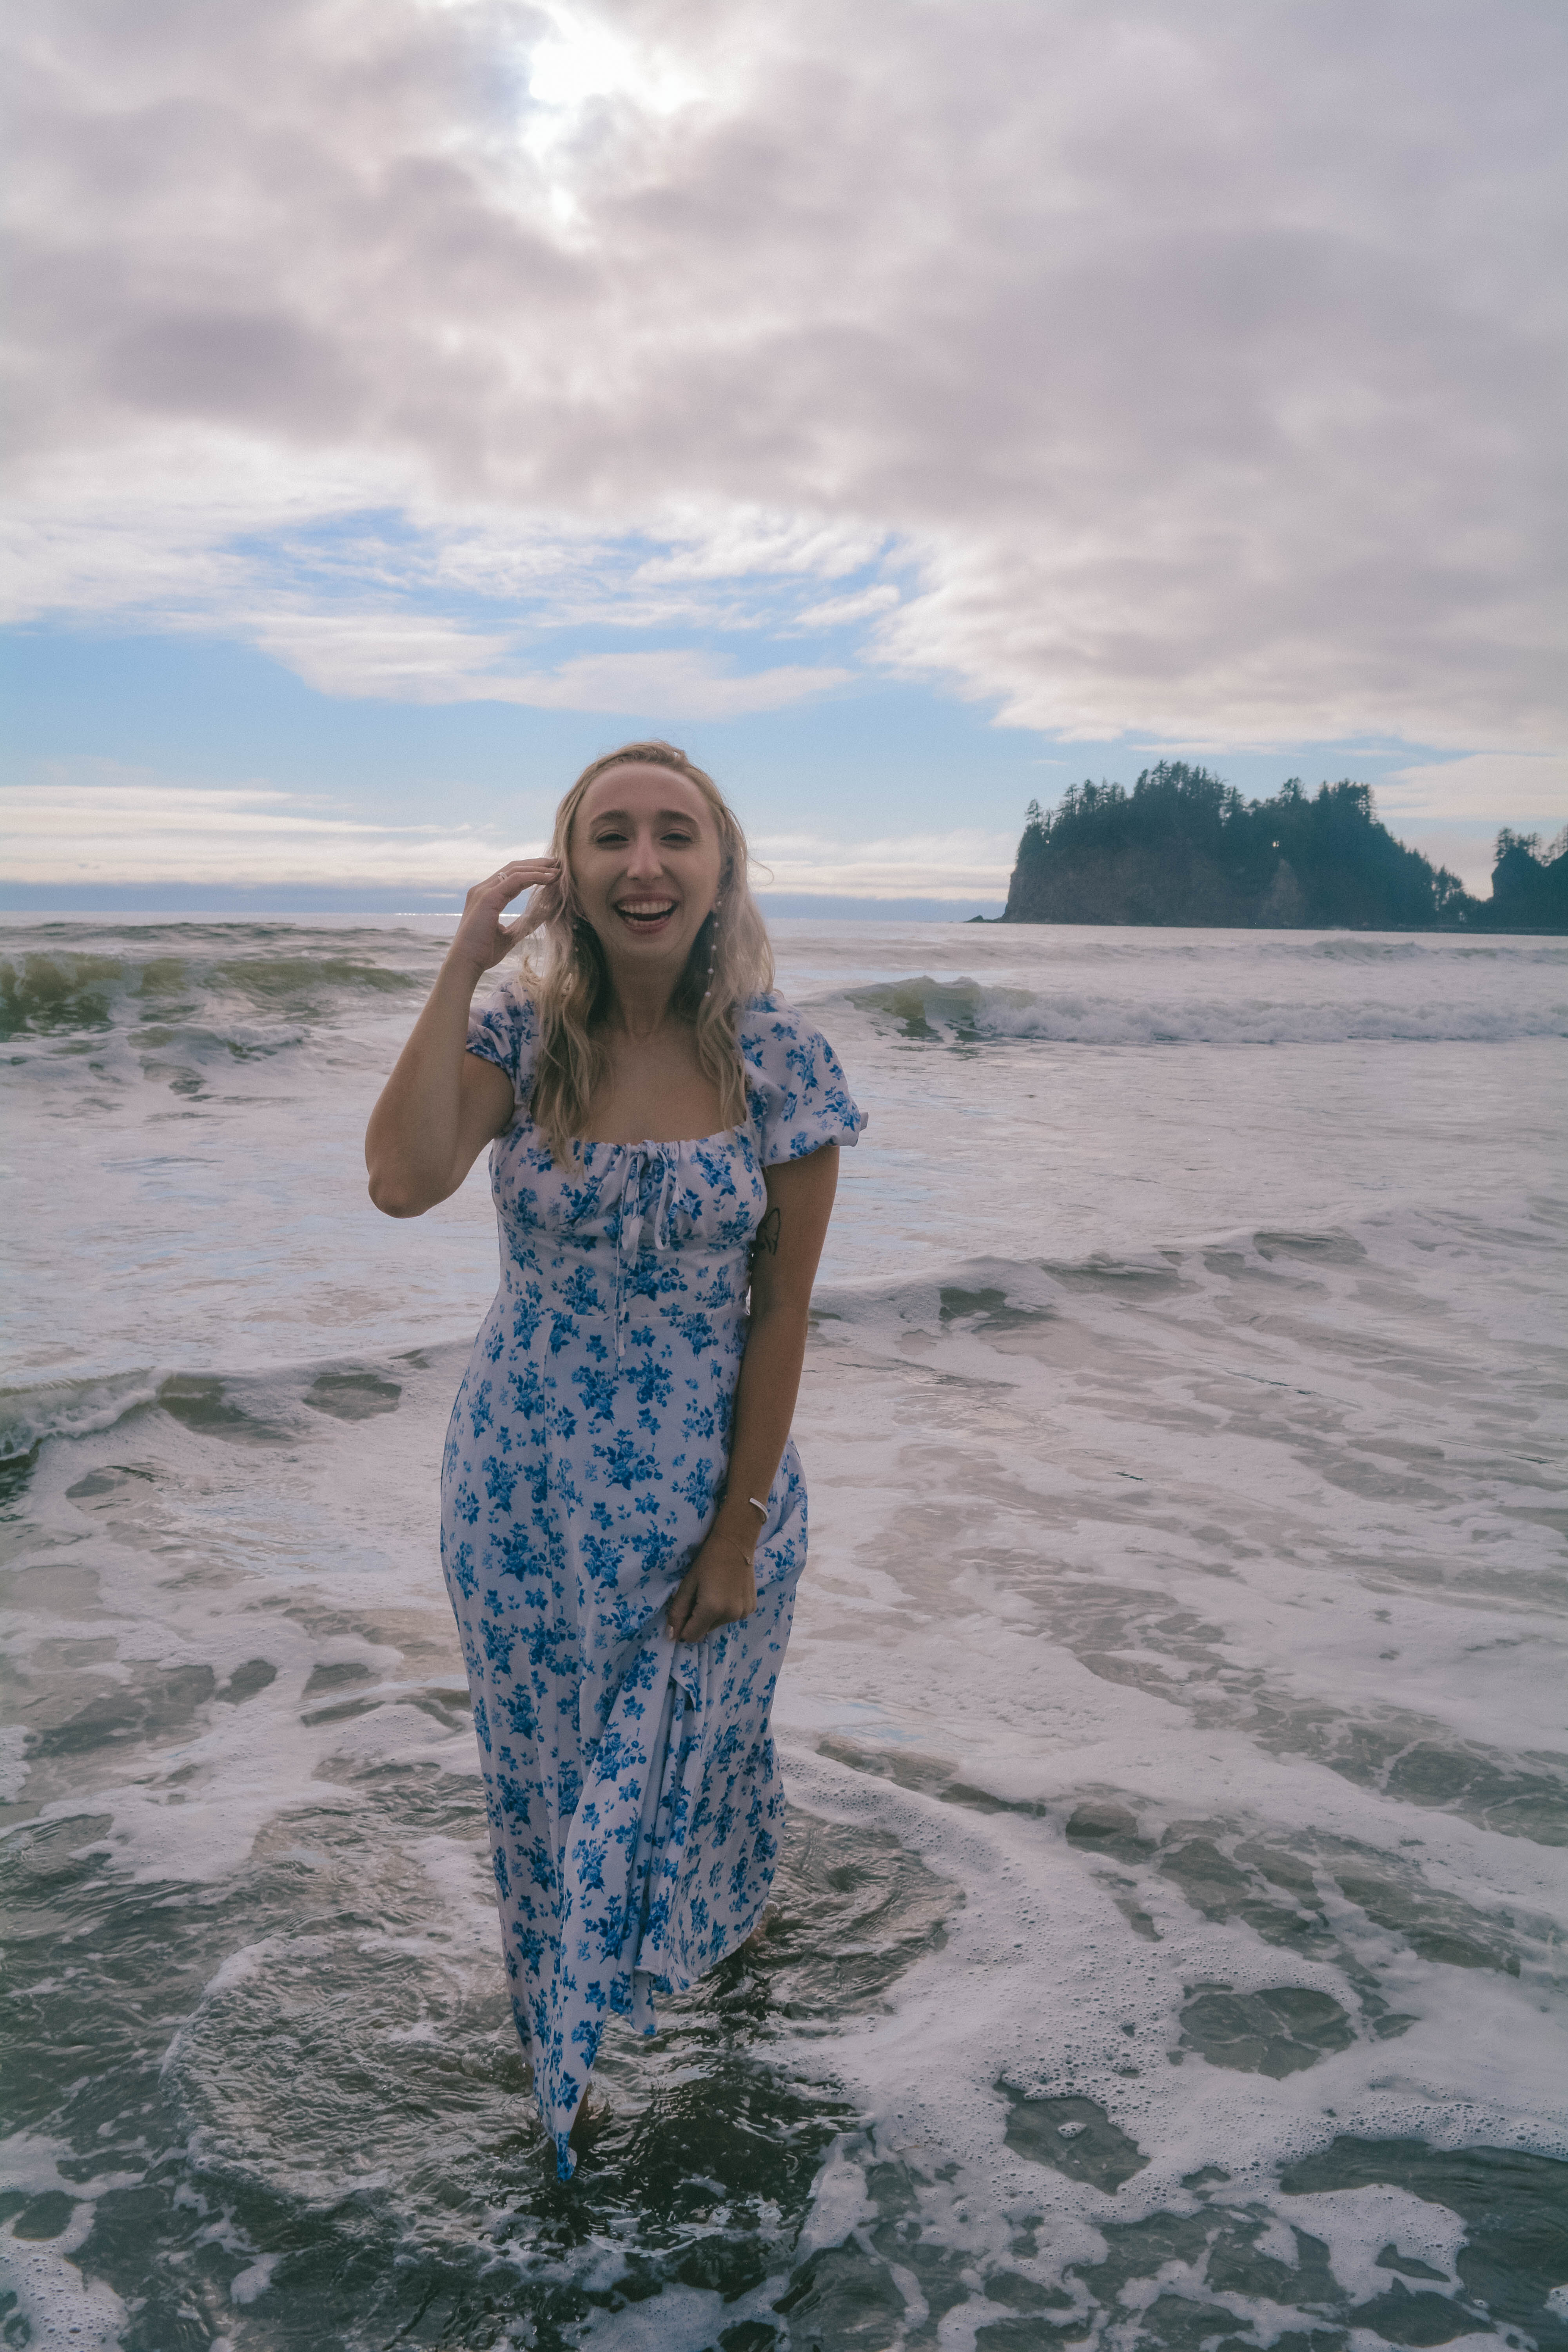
[702,898,722,999]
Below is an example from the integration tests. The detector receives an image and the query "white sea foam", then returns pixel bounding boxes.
[0,2242,129,2352]
[228,2251,285,2305]
[1272,2185,1465,2298]
[3,915,1565,2343]
[0,2137,138,2351]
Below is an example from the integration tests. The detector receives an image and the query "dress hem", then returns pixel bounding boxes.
[548,1885,777,2182]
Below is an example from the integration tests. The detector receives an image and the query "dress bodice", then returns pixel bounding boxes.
[491,1128,765,1361]
[466,991,866,1364]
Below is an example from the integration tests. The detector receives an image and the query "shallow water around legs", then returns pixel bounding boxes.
[2,917,1566,2348]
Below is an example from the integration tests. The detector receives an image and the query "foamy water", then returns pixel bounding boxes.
[2,915,1565,2349]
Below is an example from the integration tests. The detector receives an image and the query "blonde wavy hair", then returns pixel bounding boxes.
[518,740,775,1159]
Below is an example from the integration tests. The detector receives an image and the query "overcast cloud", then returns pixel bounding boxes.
[4,0,1564,763]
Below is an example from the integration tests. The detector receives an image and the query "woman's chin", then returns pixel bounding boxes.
[599,918,699,967]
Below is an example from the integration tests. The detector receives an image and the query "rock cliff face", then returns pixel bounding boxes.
[1002,764,1479,929]
[1005,840,1308,927]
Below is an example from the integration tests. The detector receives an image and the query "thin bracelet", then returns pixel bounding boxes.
[746,1496,768,1521]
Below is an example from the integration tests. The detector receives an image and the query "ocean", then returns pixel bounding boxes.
[2,914,1565,2351]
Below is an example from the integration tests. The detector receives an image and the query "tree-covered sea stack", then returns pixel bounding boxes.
[1486,828,1568,933]
[1002,762,1567,931]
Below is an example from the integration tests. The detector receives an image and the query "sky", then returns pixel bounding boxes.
[3,0,1564,912]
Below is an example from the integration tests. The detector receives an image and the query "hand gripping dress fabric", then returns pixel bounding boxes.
[440,991,866,2175]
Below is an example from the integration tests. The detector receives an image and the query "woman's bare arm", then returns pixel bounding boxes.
[365,859,557,1218]
[666,1143,840,1642]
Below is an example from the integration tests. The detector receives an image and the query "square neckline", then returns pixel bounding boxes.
[490,1011,759,1159]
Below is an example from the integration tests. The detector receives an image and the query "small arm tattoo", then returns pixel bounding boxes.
[750,1206,782,1263]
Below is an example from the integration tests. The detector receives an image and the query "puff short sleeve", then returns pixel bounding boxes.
[466,982,538,1105]
[740,996,867,1165]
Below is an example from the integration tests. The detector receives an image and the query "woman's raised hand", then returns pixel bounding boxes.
[448,859,563,980]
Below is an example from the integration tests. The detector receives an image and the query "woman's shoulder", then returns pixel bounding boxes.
[737,995,867,1160]
[737,990,801,1041]
[737,992,829,1069]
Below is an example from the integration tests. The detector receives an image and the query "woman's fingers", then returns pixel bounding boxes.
[666,1561,755,1643]
[665,1570,700,1640]
[668,1570,722,1644]
[513,880,564,940]
[456,862,561,964]
[476,858,559,906]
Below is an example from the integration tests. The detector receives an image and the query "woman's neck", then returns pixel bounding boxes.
[603,966,683,1042]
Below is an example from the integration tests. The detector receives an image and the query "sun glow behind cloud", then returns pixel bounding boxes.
[524,5,707,121]
[518,4,715,223]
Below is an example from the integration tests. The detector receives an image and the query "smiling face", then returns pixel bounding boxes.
[568,762,726,983]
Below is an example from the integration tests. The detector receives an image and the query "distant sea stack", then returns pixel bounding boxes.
[1486,826,1568,933]
[1001,762,1568,931]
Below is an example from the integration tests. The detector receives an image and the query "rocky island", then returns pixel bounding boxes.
[1000,762,1568,931]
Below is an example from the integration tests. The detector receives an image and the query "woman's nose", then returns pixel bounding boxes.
[625,828,666,878]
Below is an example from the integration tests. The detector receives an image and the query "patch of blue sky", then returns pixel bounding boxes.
[2,617,1496,810]
[2,493,1528,908]
[159,504,910,745]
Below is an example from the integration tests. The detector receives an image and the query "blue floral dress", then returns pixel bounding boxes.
[441,989,866,2175]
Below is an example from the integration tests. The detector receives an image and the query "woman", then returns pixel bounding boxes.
[365,740,865,2176]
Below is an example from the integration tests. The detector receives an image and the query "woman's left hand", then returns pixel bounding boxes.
[666,1531,757,1644]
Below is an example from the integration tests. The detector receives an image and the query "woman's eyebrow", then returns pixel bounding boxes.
[588,808,701,826]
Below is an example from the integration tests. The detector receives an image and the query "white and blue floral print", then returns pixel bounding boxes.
[441,991,865,2176]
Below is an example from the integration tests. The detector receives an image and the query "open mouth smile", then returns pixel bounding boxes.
[613,898,679,933]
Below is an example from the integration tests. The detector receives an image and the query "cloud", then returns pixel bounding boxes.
[750,828,1016,898]
[247,607,522,700]
[1388,825,1506,900]
[2,0,1563,751]
[794,584,901,630]
[242,608,850,710]
[1376,751,1568,824]
[492,650,853,716]
[0,767,530,887]
[2,766,1005,895]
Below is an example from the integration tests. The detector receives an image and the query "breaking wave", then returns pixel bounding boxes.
[0,932,422,1050]
[838,971,1568,1045]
